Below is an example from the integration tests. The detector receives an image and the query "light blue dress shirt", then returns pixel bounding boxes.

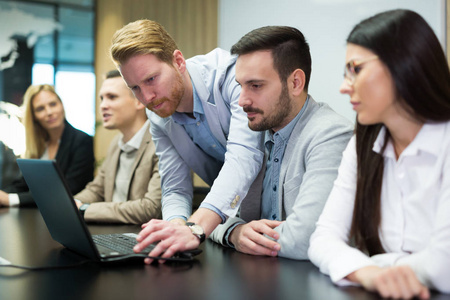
[149,48,264,222]
[170,85,227,221]
[172,85,226,163]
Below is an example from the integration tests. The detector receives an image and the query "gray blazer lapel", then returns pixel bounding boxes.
[278,97,318,216]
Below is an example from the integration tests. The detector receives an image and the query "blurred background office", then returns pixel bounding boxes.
[0,0,448,179]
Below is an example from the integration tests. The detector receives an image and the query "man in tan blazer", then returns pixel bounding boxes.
[74,70,161,224]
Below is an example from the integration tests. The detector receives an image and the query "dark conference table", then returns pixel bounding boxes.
[0,208,448,300]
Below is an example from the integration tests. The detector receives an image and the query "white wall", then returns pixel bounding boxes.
[218,0,446,123]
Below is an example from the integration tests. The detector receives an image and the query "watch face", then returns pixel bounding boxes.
[190,224,204,235]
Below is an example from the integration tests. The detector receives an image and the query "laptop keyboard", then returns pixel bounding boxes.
[92,233,155,255]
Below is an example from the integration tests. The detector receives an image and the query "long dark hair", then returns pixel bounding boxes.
[349,9,450,255]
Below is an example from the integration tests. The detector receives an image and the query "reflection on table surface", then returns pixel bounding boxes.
[0,208,448,300]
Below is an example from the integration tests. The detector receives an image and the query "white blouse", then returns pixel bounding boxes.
[308,121,450,293]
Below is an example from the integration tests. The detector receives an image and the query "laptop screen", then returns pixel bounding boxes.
[17,159,99,259]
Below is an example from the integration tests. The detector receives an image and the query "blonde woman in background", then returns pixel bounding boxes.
[0,84,95,207]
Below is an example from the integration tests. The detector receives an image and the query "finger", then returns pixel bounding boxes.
[247,229,280,251]
[146,238,173,262]
[373,271,395,299]
[144,257,153,265]
[261,219,284,228]
[400,266,429,299]
[238,232,279,256]
[141,241,170,265]
[374,267,418,300]
[136,220,168,242]
[394,268,414,299]
[237,235,275,256]
[134,234,156,251]
[158,245,179,264]
[141,218,164,228]
[250,221,280,240]
[137,224,156,238]
[135,228,175,252]
[134,226,167,252]
[419,286,430,300]
[234,223,280,255]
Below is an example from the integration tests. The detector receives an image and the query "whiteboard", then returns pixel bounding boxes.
[218,0,446,123]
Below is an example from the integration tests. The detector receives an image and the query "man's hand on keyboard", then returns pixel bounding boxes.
[134,219,199,264]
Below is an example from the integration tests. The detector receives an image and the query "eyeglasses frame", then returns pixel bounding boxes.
[344,55,379,85]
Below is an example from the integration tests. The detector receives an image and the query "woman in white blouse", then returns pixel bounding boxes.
[308,9,450,299]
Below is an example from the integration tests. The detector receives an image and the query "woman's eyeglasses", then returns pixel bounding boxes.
[343,56,378,85]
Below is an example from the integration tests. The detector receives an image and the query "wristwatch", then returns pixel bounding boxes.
[186,222,205,243]
[79,203,90,219]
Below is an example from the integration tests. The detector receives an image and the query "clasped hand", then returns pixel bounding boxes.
[229,219,282,257]
[133,219,199,264]
[351,265,430,299]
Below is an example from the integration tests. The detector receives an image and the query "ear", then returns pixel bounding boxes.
[135,98,146,110]
[172,50,186,73]
[289,69,306,97]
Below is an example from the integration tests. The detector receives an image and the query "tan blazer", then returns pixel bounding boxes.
[75,123,161,224]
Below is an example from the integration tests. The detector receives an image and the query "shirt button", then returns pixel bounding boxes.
[196,122,200,126]
[272,214,277,220]
[273,185,277,191]
[274,158,279,162]
[230,195,240,208]
[212,144,216,148]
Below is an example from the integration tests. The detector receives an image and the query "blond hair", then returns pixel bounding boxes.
[22,84,64,158]
[110,19,178,67]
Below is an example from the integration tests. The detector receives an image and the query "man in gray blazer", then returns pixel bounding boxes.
[110,20,264,262]
[74,70,161,224]
[210,26,353,260]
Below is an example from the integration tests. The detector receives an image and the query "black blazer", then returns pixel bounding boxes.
[1,141,22,189]
[5,120,95,206]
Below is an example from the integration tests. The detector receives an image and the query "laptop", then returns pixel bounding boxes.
[16,159,200,263]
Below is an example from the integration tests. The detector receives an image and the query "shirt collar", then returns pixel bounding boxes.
[118,120,149,153]
[264,95,310,146]
[373,122,446,159]
[171,84,203,124]
[192,84,204,116]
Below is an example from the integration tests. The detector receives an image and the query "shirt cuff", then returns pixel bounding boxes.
[167,215,187,222]
[224,222,244,248]
[334,278,361,287]
[8,193,19,207]
[371,252,409,268]
[199,202,227,223]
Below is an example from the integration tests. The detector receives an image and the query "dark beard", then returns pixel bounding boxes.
[247,83,291,132]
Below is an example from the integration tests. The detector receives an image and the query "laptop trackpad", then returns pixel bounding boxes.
[97,244,122,258]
